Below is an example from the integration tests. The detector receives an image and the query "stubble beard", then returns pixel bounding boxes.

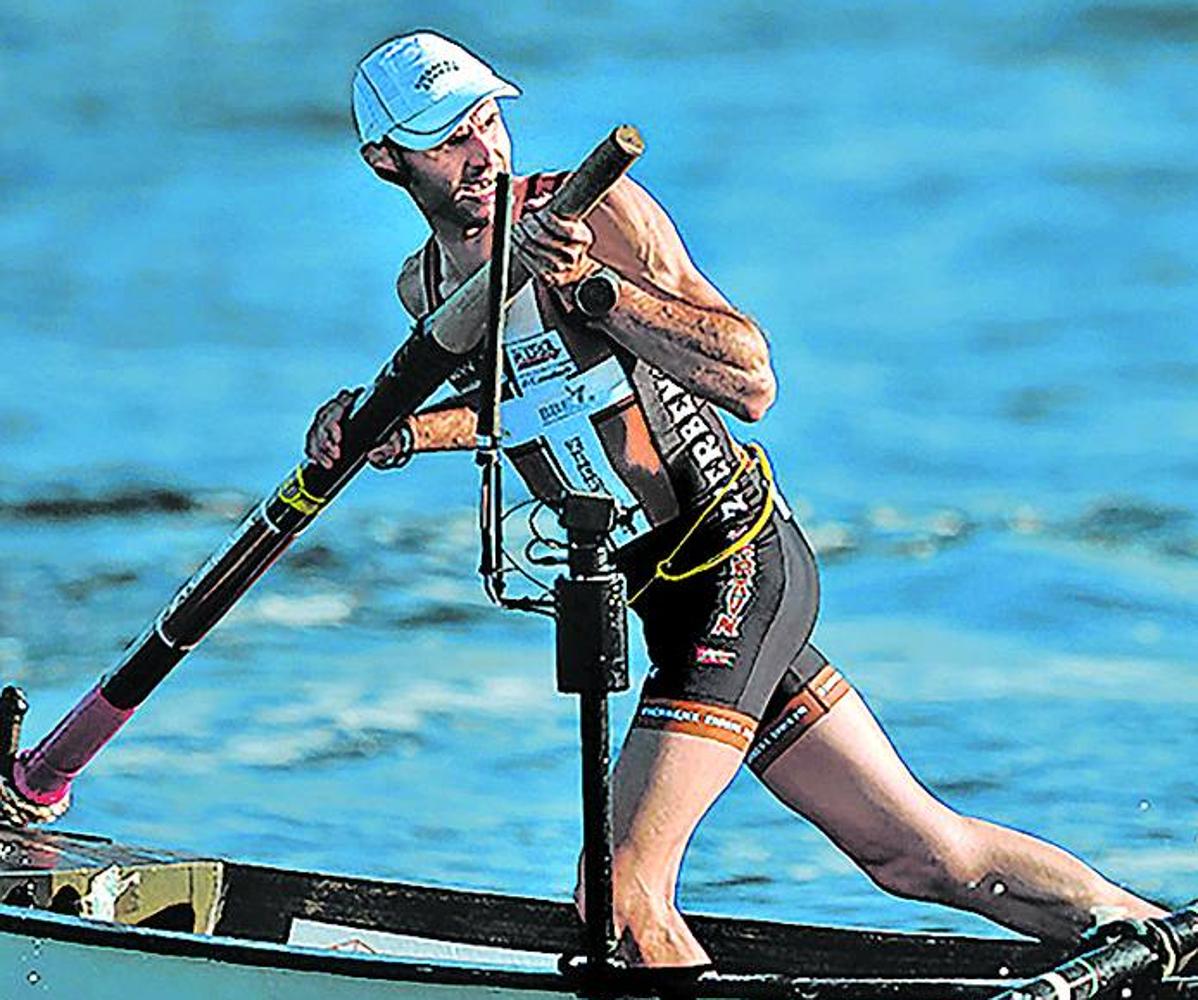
[429,182,494,237]
[455,197,493,233]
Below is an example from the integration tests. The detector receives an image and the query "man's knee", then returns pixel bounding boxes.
[856,817,990,904]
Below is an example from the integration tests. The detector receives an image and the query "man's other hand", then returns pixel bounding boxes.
[305,387,362,470]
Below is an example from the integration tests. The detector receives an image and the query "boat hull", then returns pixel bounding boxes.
[0,908,567,1000]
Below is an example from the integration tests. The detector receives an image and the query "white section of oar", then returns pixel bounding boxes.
[1040,971,1074,1000]
[287,918,560,972]
[259,500,285,533]
[1157,923,1181,979]
[153,618,177,649]
[1040,966,1097,1000]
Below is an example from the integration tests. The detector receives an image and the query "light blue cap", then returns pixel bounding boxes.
[352,32,520,150]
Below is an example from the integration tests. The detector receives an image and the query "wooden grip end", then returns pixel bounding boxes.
[550,124,646,221]
[612,124,645,158]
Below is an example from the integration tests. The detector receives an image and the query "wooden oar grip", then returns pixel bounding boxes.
[548,125,644,220]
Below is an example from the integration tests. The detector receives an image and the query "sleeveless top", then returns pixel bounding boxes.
[413,173,769,548]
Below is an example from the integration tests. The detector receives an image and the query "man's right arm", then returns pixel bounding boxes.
[408,397,478,453]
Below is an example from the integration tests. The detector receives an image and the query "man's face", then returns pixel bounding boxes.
[392,99,512,232]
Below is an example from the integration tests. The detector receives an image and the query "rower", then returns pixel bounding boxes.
[305,29,1169,965]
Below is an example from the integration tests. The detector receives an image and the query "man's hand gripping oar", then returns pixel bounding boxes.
[0,126,644,825]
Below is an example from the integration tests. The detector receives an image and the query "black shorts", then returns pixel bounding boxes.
[617,505,850,774]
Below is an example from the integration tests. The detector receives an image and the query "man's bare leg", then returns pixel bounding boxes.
[757,689,1163,941]
[576,727,744,967]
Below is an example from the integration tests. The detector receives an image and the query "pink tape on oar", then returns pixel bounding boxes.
[12,685,134,805]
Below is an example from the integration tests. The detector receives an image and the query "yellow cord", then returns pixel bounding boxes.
[627,443,775,606]
[293,465,327,505]
[278,464,329,516]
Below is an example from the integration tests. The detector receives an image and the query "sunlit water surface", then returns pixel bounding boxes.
[1,1,1195,939]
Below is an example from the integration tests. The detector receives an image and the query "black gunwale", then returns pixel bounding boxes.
[217,860,1064,979]
[2,906,1196,1000]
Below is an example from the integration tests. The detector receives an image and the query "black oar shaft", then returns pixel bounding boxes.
[991,908,1198,1000]
[13,127,644,806]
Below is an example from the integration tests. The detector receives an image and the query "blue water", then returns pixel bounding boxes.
[1,1,1196,940]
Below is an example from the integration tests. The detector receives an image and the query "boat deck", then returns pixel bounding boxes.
[0,826,1191,1000]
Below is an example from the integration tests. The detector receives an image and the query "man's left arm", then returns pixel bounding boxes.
[513,177,776,422]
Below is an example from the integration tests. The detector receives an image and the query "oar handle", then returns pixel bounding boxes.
[551,125,644,220]
[8,125,645,811]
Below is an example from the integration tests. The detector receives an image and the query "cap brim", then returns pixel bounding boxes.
[379,81,519,151]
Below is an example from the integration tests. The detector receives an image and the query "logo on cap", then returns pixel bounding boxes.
[414,59,461,92]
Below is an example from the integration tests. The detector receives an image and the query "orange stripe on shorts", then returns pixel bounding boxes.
[809,665,850,710]
[634,698,758,752]
[746,666,852,773]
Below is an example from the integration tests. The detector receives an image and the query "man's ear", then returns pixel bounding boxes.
[361,142,408,186]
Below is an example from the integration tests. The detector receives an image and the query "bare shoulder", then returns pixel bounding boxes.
[592,176,680,246]
[396,249,427,319]
[589,176,732,309]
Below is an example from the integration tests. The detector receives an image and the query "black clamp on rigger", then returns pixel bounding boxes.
[991,904,1198,1000]
[1086,907,1198,981]
[554,493,629,697]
